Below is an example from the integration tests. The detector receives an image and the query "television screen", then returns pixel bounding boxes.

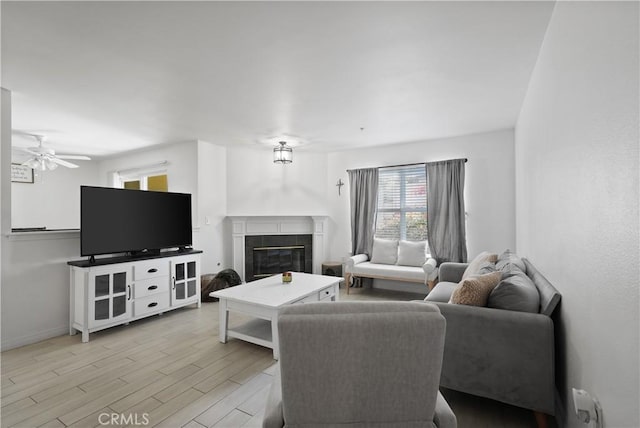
[81,186,192,257]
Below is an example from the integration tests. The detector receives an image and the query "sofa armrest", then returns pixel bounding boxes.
[430,302,555,414]
[438,262,468,283]
[345,254,369,271]
[262,365,284,428]
[433,392,457,428]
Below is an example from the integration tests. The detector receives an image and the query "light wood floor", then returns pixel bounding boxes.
[2,286,548,428]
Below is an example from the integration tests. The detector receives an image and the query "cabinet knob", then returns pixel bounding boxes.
[148,302,158,308]
[148,268,158,273]
[148,285,158,290]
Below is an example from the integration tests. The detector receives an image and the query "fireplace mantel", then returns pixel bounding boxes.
[227,216,329,281]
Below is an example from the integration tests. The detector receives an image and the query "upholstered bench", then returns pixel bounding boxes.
[345,238,438,293]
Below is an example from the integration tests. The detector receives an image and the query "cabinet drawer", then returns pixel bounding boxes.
[292,294,319,305]
[134,293,170,317]
[134,260,169,280]
[318,287,335,301]
[135,277,169,299]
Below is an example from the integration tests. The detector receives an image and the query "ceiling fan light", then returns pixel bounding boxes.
[23,158,40,169]
[45,159,58,170]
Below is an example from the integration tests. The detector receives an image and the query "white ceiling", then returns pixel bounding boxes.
[2,1,555,158]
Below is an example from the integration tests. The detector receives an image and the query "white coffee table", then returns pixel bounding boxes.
[211,272,341,359]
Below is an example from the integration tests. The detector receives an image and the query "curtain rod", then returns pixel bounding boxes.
[346,158,467,173]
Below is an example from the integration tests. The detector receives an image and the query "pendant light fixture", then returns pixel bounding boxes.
[273,141,293,164]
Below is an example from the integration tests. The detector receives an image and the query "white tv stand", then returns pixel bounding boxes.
[68,250,202,342]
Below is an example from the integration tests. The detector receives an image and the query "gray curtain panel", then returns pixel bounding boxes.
[348,168,379,256]
[426,159,467,263]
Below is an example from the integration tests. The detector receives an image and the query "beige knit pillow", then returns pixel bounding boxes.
[450,271,502,307]
[462,251,499,280]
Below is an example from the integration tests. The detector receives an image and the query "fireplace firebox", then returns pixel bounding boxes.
[245,235,312,282]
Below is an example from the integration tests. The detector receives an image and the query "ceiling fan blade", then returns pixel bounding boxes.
[49,157,79,168]
[21,158,38,168]
[56,155,91,160]
[15,147,40,156]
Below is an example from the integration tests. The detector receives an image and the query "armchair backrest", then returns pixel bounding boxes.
[276,301,446,426]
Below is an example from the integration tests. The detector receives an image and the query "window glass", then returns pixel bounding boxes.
[147,175,168,192]
[124,180,140,190]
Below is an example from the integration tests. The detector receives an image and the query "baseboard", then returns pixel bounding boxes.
[1,325,69,351]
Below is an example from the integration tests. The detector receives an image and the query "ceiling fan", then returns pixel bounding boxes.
[15,134,91,170]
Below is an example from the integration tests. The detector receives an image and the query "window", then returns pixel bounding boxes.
[115,163,169,192]
[121,173,168,191]
[375,165,427,241]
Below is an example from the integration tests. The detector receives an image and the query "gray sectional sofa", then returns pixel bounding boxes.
[424,252,561,426]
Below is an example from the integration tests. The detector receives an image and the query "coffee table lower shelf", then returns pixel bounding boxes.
[227,319,273,350]
[211,273,342,359]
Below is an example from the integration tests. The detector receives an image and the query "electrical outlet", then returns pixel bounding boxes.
[572,388,602,427]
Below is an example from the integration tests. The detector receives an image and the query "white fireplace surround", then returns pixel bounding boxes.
[228,216,329,281]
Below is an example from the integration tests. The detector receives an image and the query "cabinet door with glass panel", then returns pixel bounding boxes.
[170,256,200,306]
[88,265,132,328]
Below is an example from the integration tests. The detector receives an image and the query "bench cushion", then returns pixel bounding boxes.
[350,262,425,282]
[397,240,428,267]
[370,238,399,265]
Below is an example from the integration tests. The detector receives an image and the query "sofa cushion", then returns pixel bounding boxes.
[425,281,457,303]
[462,251,498,279]
[477,261,498,275]
[397,240,427,267]
[370,238,398,265]
[523,258,561,316]
[449,271,502,306]
[496,249,526,273]
[488,271,540,313]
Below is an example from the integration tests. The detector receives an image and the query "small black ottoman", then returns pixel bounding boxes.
[201,269,242,302]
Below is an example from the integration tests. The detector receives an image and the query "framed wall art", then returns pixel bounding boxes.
[11,163,34,183]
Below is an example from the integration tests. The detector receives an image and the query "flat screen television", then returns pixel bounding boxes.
[81,186,193,258]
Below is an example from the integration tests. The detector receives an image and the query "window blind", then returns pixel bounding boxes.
[375,165,427,241]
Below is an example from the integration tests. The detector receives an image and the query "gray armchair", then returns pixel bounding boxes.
[263,301,457,428]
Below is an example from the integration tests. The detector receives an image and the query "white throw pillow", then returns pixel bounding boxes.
[397,240,427,267]
[370,238,399,265]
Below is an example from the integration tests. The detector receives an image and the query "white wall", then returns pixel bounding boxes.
[1,233,81,350]
[515,2,639,427]
[326,129,516,265]
[1,89,13,349]
[193,140,228,273]
[226,146,328,216]
[11,162,100,229]
[2,90,83,350]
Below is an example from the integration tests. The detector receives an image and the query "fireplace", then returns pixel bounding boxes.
[245,235,313,282]
[228,216,329,281]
